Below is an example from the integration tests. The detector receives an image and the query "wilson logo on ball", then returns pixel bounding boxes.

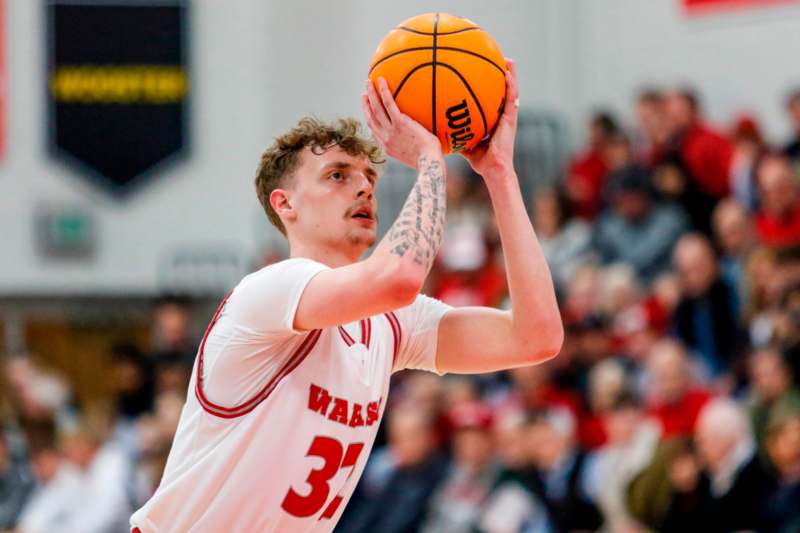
[445,99,474,152]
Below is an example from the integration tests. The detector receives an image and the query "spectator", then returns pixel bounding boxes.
[566,111,619,220]
[421,402,504,533]
[594,165,688,282]
[755,154,800,249]
[729,115,767,211]
[762,410,800,532]
[55,419,133,533]
[579,358,628,449]
[744,246,780,329]
[712,199,755,304]
[151,295,196,369]
[672,233,745,376]
[505,364,581,420]
[484,410,554,533]
[586,391,660,533]
[524,407,604,533]
[599,264,668,356]
[662,398,771,532]
[645,339,711,438]
[651,154,717,236]
[132,391,195,505]
[747,346,800,450]
[15,423,83,533]
[626,436,695,531]
[532,187,592,293]
[783,88,800,168]
[635,89,670,166]
[339,405,446,533]
[0,426,34,530]
[777,284,800,384]
[602,131,635,175]
[433,165,505,307]
[108,343,154,420]
[664,88,734,199]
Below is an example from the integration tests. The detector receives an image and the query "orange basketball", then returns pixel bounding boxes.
[368,13,507,154]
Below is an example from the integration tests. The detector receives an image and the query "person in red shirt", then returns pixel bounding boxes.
[755,153,800,249]
[566,112,619,219]
[665,88,734,199]
[645,339,712,438]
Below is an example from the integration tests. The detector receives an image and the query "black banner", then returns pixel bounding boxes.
[47,0,189,192]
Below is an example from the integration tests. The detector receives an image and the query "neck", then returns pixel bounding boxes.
[289,240,363,268]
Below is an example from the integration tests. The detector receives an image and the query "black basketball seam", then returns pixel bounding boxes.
[437,47,505,75]
[392,62,433,100]
[437,62,488,135]
[369,47,505,77]
[368,47,433,75]
[431,13,439,137]
[397,26,480,36]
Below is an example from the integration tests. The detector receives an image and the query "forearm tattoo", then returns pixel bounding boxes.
[386,155,446,269]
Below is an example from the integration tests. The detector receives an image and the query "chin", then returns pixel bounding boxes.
[345,229,376,248]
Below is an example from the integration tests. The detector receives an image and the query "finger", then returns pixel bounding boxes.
[365,80,390,130]
[502,62,519,123]
[377,78,403,122]
[365,79,392,130]
[362,96,388,143]
[505,59,519,105]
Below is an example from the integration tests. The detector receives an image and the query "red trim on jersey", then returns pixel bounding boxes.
[194,291,322,419]
[385,312,401,366]
[338,319,371,348]
[338,325,355,347]
[362,318,371,349]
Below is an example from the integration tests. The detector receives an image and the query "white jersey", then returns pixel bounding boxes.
[130,258,451,533]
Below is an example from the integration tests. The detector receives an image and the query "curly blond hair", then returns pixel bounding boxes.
[254,117,383,235]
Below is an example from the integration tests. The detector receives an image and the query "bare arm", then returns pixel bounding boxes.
[294,79,446,330]
[436,60,563,373]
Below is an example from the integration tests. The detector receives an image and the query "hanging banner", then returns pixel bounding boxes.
[47,0,189,192]
[683,0,800,15]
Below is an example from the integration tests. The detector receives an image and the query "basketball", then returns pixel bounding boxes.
[368,13,507,154]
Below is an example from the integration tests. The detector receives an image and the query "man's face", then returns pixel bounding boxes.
[768,417,800,474]
[636,100,663,141]
[452,428,493,471]
[749,350,789,402]
[613,190,649,221]
[696,425,735,474]
[665,92,694,133]
[388,410,436,468]
[713,203,749,256]
[675,239,717,298]
[278,146,379,253]
[758,157,798,218]
[650,348,689,404]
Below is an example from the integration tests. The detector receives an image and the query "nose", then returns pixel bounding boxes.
[355,172,374,199]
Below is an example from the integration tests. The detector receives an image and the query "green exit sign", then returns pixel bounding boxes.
[35,207,95,259]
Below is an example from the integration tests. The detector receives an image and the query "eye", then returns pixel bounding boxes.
[330,171,345,181]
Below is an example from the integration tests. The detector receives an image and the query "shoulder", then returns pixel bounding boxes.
[239,258,329,286]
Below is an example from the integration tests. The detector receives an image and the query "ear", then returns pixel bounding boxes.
[270,188,296,225]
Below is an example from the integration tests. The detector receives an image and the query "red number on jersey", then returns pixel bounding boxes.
[281,436,365,519]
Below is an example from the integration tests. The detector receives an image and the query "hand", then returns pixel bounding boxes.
[461,58,518,179]
[362,77,441,169]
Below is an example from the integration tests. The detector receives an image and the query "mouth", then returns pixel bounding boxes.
[350,206,375,224]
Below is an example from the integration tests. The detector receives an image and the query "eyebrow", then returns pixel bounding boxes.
[321,161,378,180]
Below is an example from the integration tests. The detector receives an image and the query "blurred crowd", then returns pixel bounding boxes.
[2,86,800,532]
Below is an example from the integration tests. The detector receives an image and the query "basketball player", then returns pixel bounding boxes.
[130,59,562,532]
